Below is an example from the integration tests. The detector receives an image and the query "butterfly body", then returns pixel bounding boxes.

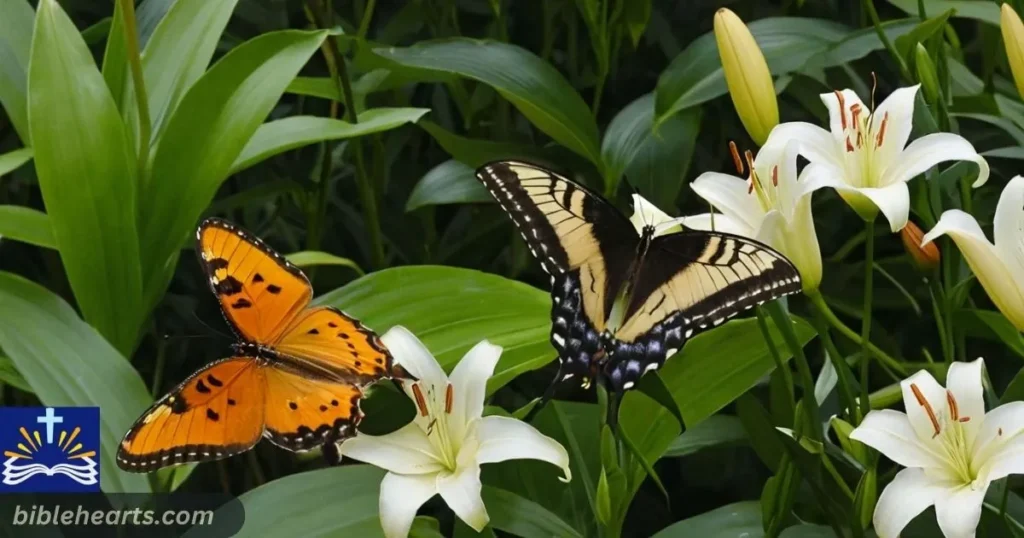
[477,160,802,392]
[117,218,394,472]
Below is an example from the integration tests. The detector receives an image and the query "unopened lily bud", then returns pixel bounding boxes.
[714,8,777,146]
[901,220,940,271]
[915,43,940,104]
[1002,4,1024,102]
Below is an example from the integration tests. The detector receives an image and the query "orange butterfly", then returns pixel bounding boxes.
[117,218,398,472]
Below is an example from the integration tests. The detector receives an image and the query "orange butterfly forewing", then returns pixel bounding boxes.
[117,218,394,472]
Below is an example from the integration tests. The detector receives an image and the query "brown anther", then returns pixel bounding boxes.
[411,384,429,417]
[845,136,855,153]
[771,165,779,187]
[729,141,744,175]
[834,90,847,130]
[959,417,971,423]
[875,112,890,148]
[748,181,754,194]
[856,131,864,149]
[850,103,863,129]
[445,383,454,414]
[946,390,960,421]
[911,383,942,438]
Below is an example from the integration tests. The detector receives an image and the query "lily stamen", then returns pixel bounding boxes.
[875,112,890,148]
[834,90,847,129]
[444,384,454,414]
[729,141,744,175]
[910,383,942,437]
[946,389,960,421]
[412,384,429,417]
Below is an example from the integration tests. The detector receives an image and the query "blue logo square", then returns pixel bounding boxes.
[0,407,101,493]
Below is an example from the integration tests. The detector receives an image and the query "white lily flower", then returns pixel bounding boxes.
[337,326,571,538]
[771,84,989,232]
[921,176,1024,332]
[850,359,1024,538]
[682,139,824,291]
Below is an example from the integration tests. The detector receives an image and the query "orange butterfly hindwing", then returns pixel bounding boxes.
[117,218,395,472]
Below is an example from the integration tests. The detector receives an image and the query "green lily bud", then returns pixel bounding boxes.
[1002,4,1024,101]
[914,43,941,104]
[714,8,778,145]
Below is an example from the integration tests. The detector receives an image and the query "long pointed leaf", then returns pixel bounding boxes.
[0,0,34,143]
[29,0,143,354]
[140,29,327,312]
[0,271,151,493]
[0,205,55,248]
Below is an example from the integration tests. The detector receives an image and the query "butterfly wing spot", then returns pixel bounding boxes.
[227,398,236,406]
[231,298,252,309]
[331,399,339,406]
[253,273,264,283]
[214,276,244,296]
[206,409,220,421]
[307,328,319,335]
[288,402,298,410]
[338,333,350,339]
[168,395,187,414]
[328,322,337,328]
[319,405,328,412]
[195,380,211,394]
[266,284,282,294]
[207,374,223,387]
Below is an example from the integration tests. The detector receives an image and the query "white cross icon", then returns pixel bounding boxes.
[36,408,63,444]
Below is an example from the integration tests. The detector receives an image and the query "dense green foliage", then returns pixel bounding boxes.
[5,0,1024,536]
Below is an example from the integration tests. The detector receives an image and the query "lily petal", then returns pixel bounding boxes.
[379,472,439,538]
[945,358,986,442]
[900,369,949,444]
[993,176,1024,279]
[437,464,488,531]
[767,121,841,167]
[757,202,821,291]
[680,212,752,236]
[448,340,502,441]
[871,85,919,172]
[851,182,911,232]
[923,210,1024,331]
[873,467,948,538]
[475,415,572,482]
[630,194,678,235]
[850,409,944,468]
[934,483,988,538]
[691,172,765,230]
[382,326,448,390]
[972,401,1024,470]
[820,89,865,143]
[338,423,446,475]
[981,434,1024,483]
[879,132,990,188]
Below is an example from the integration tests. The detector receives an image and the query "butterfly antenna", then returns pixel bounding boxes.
[190,311,233,340]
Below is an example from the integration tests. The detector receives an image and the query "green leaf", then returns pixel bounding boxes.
[0,205,56,249]
[655,17,850,123]
[0,0,34,142]
[374,39,601,165]
[140,29,328,313]
[0,271,151,493]
[0,147,33,177]
[623,0,652,47]
[803,19,919,71]
[737,393,785,472]
[602,93,701,205]
[893,9,954,60]
[1001,367,1024,405]
[634,370,686,429]
[406,160,492,211]
[955,309,1024,359]
[418,120,549,168]
[886,0,1000,27]
[284,251,364,275]
[663,414,747,457]
[190,465,386,537]
[29,0,144,354]
[0,354,32,393]
[660,315,816,425]
[316,266,551,393]
[482,486,583,538]
[135,0,243,138]
[652,501,762,537]
[230,108,429,175]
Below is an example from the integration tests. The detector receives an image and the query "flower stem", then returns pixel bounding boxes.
[859,218,876,418]
[862,0,913,82]
[756,306,795,411]
[764,301,821,440]
[928,276,953,364]
[808,300,860,421]
[119,0,151,177]
[805,291,906,376]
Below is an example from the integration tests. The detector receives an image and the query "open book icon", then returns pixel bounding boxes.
[2,457,98,486]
